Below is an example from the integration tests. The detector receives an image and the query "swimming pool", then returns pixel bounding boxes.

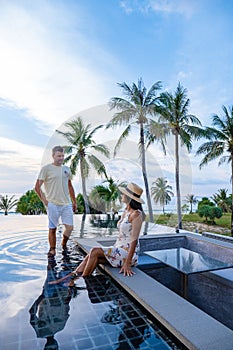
[0,215,185,349]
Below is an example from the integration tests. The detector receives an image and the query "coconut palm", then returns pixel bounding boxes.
[185,194,198,214]
[0,195,18,215]
[56,117,110,214]
[151,177,174,214]
[196,105,233,235]
[156,82,203,230]
[211,188,231,213]
[107,78,165,222]
[91,177,126,212]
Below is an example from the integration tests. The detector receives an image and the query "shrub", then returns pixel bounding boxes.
[198,205,222,223]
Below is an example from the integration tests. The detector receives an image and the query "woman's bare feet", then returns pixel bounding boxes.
[48,272,72,285]
[48,271,82,285]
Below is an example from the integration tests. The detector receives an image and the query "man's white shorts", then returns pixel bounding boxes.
[47,202,73,229]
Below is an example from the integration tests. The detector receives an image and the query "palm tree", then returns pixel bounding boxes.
[107,78,164,222]
[185,194,198,214]
[151,177,174,214]
[56,117,110,214]
[91,177,125,212]
[211,188,231,213]
[156,82,203,230]
[196,105,233,235]
[0,195,18,215]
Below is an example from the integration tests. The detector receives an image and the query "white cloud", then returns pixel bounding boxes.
[147,0,197,18]
[120,0,197,18]
[0,136,44,193]
[0,2,116,132]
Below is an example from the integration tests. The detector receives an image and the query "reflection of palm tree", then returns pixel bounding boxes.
[181,252,194,273]
[107,78,164,222]
[151,177,174,214]
[100,297,150,350]
[199,254,222,269]
[56,117,110,214]
[79,213,86,238]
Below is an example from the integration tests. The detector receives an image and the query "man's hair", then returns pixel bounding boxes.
[52,145,64,155]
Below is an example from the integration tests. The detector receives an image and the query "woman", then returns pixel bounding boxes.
[50,182,145,285]
[75,182,144,277]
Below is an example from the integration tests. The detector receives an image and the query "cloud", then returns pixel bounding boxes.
[147,0,197,17]
[0,1,116,133]
[120,0,197,18]
[0,136,44,193]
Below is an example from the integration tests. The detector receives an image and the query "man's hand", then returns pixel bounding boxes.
[72,202,77,213]
[43,199,48,207]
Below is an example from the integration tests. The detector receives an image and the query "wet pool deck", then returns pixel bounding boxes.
[75,231,233,350]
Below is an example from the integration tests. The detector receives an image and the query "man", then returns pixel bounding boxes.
[35,146,76,256]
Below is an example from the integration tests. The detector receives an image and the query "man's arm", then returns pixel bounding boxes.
[68,180,76,212]
[34,179,48,207]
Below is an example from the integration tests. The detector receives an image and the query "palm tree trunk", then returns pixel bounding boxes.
[140,124,154,222]
[231,156,233,237]
[80,161,90,214]
[175,133,182,230]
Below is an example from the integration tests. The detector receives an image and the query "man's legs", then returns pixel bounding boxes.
[61,204,74,249]
[48,228,57,255]
[47,203,59,256]
[62,225,73,248]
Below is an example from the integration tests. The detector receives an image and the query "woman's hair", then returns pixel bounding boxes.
[125,195,146,220]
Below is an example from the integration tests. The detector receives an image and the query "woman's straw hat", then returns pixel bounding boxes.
[118,183,144,204]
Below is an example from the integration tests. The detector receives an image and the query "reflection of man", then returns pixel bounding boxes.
[35,146,76,256]
[29,257,76,350]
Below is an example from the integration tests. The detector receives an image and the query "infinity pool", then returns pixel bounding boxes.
[0,215,185,350]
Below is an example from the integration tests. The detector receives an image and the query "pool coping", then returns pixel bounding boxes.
[74,234,233,350]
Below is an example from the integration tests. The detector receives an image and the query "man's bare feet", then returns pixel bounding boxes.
[47,247,56,257]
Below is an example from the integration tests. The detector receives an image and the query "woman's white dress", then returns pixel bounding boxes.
[101,211,141,267]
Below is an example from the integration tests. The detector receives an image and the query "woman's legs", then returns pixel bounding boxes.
[48,247,107,285]
[77,247,106,276]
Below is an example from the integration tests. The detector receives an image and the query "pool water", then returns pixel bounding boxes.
[0,215,184,349]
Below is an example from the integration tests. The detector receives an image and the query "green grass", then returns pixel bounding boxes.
[150,212,232,233]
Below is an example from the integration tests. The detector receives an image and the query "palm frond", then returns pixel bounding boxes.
[86,154,107,176]
[106,109,136,129]
[108,97,133,111]
[91,144,110,158]
[144,81,162,105]
[196,141,225,168]
[113,125,132,156]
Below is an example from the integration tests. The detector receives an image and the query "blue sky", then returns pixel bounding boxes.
[1,0,233,207]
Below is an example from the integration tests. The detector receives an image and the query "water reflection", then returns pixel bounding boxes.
[85,275,163,350]
[77,213,118,238]
[29,255,79,350]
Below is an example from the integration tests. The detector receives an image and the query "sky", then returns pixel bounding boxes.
[1,0,233,209]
